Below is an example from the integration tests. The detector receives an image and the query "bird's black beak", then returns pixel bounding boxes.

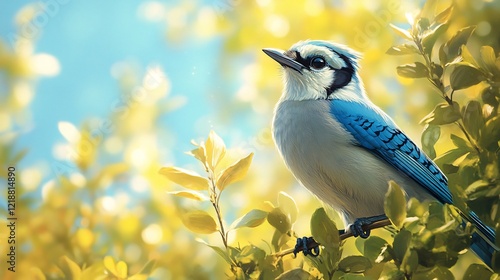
[262,48,305,73]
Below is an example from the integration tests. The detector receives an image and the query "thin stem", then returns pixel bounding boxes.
[208,170,228,249]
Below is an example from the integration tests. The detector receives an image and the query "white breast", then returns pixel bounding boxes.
[272,99,428,225]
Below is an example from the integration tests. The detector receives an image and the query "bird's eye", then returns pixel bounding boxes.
[310,57,326,69]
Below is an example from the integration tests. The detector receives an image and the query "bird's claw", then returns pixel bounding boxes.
[293,236,320,257]
[348,215,387,239]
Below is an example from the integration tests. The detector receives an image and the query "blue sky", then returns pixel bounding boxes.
[0,1,229,171]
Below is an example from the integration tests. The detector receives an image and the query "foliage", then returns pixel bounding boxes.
[2,0,500,279]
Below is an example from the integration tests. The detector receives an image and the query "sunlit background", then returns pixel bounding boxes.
[0,0,499,279]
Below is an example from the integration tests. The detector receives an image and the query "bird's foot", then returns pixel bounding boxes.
[348,215,387,239]
[293,236,320,257]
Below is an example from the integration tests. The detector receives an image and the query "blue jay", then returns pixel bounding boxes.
[263,40,497,265]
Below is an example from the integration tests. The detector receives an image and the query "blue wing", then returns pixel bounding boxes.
[330,98,452,204]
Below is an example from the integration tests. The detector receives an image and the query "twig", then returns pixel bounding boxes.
[273,219,392,258]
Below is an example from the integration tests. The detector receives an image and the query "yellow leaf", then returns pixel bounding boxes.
[188,145,207,166]
[159,166,209,190]
[61,256,82,280]
[167,190,208,201]
[217,153,254,191]
[104,256,118,276]
[128,275,148,280]
[116,261,128,279]
[29,268,46,280]
[205,130,226,170]
[182,210,218,234]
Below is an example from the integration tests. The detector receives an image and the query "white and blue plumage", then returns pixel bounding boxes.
[263,40,496,265]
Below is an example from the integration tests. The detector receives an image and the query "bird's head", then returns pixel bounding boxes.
[263,40,365,101]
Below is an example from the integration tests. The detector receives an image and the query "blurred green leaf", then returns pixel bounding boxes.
[401,249,418,275]
[386,44,419,55]
[182,210,218,234]
[481,86,499,107]
[393,230,411,264]
[479,115,500,150]
[275,268,313,280]
[413,266,454,280]
[462,101,484,140]
[267,207,291,234]
[379,262,404,280]
[396,62,428,78]
[310,207,339,250]
[159,166,209,191]
[460,45,480,68]
[450,63,485,90]
[420,102,461,125]
[465,180,494,200]
[463,264,493,280]
[434,6,453,24]
[384,181,406,229]
[278,191,298,224]
[479,46,498,74]
[338,256,372,273]
[421,125,440,159]
[217,153,254,191]
[60,256,82,280]
[230,209,268,229]
[205,130,226,170]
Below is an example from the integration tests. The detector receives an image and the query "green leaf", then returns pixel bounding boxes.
[422,23,448,56]
[420,102,461,125]
[386,44,419,55]
[450,134,471,150]
[442,26,476,63]
[461,45,480,68]
[167,190,208,201]
[393,229,411,263]
[413,266,454,280]
[338,256,372,273]
[464,180,492,200]
[396,62,428,78]
[379,262,404,280]
[434,6,453,24]
[390,24,412,40]
[481,86,499,107]
[463,264,493,280]
[479,115,500,150]
[463,101,484,140]
[310,207,339,250]
[267,207,291,234]
[276,268,313,280]
[361,236,388,263]
[384,181,407,229]
[159,167,210,191]
[217,153,253,191]
[197,239,234,265]
[450,63,485,90]
[434,148,470,168]
[182,210,218,234]
[401,249,418,275]
[278,191,299,224]
[480,46,498,74]
[230,209,268,229]
[421,125,440,159]
[205,130,226,170]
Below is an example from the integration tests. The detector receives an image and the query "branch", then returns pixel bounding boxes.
[273,219,392,258]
